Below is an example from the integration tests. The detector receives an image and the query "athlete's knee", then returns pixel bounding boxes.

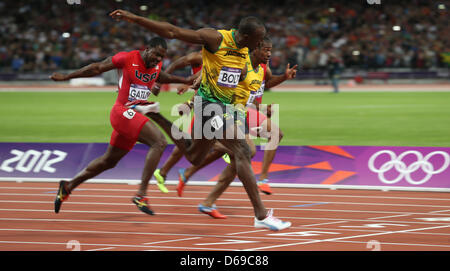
[218,175,235,185]
[268,128,283,145]
[189,152,204,166]
[249,143,256,158]
[278,129,284,142]
[101,155,121,169]
[153,137,168,152]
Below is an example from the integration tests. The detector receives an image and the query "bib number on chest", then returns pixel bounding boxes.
[246,82,265,105]
[217,67,241,88]
[129,84,151,101]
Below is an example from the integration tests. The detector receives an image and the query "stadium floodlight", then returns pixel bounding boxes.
[140,5,148,11]
[62,32,71,38]
[392,25,401,31]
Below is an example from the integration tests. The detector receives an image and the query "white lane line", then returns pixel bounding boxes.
[1,187,449,201]
[302,221,348,227]
[0,208,449,226]
[0,217,253,228]
[2,214,450,233]
[369,214,412,220]
[243,225,450,251]
[85,247,115,251]
[0,228,316,242]
[0,240,235,251]
[143,237,202,245]
[1,195,449,208]
[3,203,449,219]
[335,240,450,249]
[429,209,450,214]
[226,230,267,236]
[0,227,448,250]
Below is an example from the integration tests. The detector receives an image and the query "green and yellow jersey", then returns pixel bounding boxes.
[234,56,266,107]
[197,29,249,105]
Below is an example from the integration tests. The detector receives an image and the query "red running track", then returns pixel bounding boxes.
[0,181,449,251]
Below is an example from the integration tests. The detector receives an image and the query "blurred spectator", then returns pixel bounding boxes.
[0,0,448,73]
[327,52,343,93]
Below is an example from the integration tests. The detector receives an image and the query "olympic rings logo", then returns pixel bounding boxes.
[368,150,450,185]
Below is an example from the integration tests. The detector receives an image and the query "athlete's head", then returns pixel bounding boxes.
[252,36,272,65]
[236,16,266,51]
[142,37,167,68]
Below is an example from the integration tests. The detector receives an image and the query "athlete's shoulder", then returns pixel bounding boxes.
[217,29,232,35]
[112,51,132,68]
[114,50,137,57]
[219,29,237,39]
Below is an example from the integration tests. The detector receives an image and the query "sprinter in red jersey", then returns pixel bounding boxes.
[50,37,195,215]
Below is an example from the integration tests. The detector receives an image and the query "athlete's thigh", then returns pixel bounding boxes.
[259,117,270,139]
[261,117,282,139]
[218,136,251,160]
[189,137,216,158]
[137,119,167,147]
[245,134,256,157]
[103,143,130,162]
[212,141,231,154]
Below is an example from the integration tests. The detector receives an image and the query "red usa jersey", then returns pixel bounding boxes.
[112,50,162,105]
[191,64,202,75]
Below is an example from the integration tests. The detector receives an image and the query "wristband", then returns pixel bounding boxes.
[186,99,194,109]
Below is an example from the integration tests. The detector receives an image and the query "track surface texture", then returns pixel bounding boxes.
[0,181,449,251]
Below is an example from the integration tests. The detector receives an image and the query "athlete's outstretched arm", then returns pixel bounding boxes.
[255,65,297,117]
[152,51,202,93]
[264,64,298,89]
[153,71,196,96]
[50,57,115,81]
[110,10,222,52]
[165,52,203,74]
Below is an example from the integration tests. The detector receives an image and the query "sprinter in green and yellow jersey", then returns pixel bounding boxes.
[110,9,291,230]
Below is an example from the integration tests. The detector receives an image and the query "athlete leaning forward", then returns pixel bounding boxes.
[154,37,297,205]
[50,37,196,215]
[166,36,297,219]
[110,9,292,230]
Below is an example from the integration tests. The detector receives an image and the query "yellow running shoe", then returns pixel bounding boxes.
[222,153,231,164]
[154,169,169,193]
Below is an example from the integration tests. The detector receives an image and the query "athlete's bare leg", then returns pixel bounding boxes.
[66,145,129,193]
[184,149,225,180]
[218,132,266,220]
[136,120,168,196]
[258,118,283,181]
[200,135,256,207]
[146,112,191,151]
[159,145,183,178]
[202,159,237,207]
[183,141,230,180]
[146,112,214,165]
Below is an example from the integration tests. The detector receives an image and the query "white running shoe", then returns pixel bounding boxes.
[254,209,291,231]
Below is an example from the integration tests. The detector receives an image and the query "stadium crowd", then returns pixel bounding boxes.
[0,0,448,74]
